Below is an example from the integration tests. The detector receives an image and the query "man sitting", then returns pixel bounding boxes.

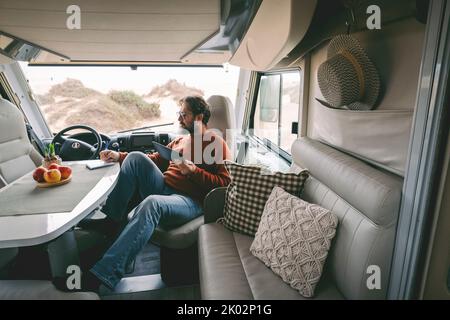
[62,96,231,291]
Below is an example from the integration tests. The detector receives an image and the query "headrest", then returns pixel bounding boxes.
[206,95,235,144]
[291,137,402,226]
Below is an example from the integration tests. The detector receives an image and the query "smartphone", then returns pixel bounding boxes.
[86,160,115,170]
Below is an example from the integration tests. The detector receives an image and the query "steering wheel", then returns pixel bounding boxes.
[52,125,102,161]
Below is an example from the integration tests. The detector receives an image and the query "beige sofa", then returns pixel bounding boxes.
[198,137,403,299]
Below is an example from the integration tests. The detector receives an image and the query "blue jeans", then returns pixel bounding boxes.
[90,152,202,289]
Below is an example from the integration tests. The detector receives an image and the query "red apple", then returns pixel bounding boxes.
[33,167,48,182]
[58,166,72,180]
[48,163,60,170]
[44,169,61,183]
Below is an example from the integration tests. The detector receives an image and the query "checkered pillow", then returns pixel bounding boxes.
[221,161,309,236]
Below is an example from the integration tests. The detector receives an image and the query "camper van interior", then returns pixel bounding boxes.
[0,0,449,301]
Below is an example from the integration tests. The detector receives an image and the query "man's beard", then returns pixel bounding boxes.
[181,122,194,133]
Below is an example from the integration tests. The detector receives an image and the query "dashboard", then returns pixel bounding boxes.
[116,131,171,153]
[67,131,173,156]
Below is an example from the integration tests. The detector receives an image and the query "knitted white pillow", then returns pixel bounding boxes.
[250,186,338,298]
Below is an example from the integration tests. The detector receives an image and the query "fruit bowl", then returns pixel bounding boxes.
[36,175,72,188]
[33,164,73,188]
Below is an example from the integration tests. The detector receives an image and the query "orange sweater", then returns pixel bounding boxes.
[118,133,231,203]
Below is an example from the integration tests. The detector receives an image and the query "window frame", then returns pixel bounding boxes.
[0,71,29,123]
[19,63,241,136]
[248,68,302,163]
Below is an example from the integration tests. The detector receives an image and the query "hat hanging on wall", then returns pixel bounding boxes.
[317,34,380,110]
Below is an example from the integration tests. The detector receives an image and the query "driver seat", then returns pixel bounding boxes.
[0,98,42,184]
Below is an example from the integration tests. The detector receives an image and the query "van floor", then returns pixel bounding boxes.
[99,242,201,300]
[125,242,161,276]
[101,284,201,300]
[9,238,200,299]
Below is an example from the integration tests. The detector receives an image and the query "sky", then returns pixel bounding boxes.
[19,62,241,102]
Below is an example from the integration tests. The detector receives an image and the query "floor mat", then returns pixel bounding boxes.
[124,242,160,277]
[101,284,201,300]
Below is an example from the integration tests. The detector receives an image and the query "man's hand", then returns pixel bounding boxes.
[100,150,120,163]
[175,159,196,175]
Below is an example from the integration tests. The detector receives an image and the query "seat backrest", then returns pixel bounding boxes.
[0,98,42,183]
[206,95,236,151]
[290,137,403,299]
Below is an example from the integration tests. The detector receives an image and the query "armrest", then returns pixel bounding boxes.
[203,187,227,224]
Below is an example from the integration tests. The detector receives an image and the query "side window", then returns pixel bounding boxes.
[253,70,301,155]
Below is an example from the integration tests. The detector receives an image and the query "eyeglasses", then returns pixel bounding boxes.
[176,111,192,118]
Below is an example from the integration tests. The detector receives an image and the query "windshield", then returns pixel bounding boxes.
[19,63,240,135]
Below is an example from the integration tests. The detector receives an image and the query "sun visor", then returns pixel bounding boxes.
[230,0,317,71]
[0,32,69,64]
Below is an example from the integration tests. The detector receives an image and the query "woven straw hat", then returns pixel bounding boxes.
[317,35,380,110]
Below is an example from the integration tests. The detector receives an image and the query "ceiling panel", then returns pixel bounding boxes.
[0,27,214,44]
[0,0,218,14]
[0,0,221,62]
[65,53,183,62]
[0,11,218,31]
[35,42,194,52]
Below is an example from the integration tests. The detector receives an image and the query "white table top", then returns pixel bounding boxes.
[0,160,120,249]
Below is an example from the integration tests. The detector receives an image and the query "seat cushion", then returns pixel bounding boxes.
[0,280,99,300]
[199,223,344,300]
[152,215,205,249]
